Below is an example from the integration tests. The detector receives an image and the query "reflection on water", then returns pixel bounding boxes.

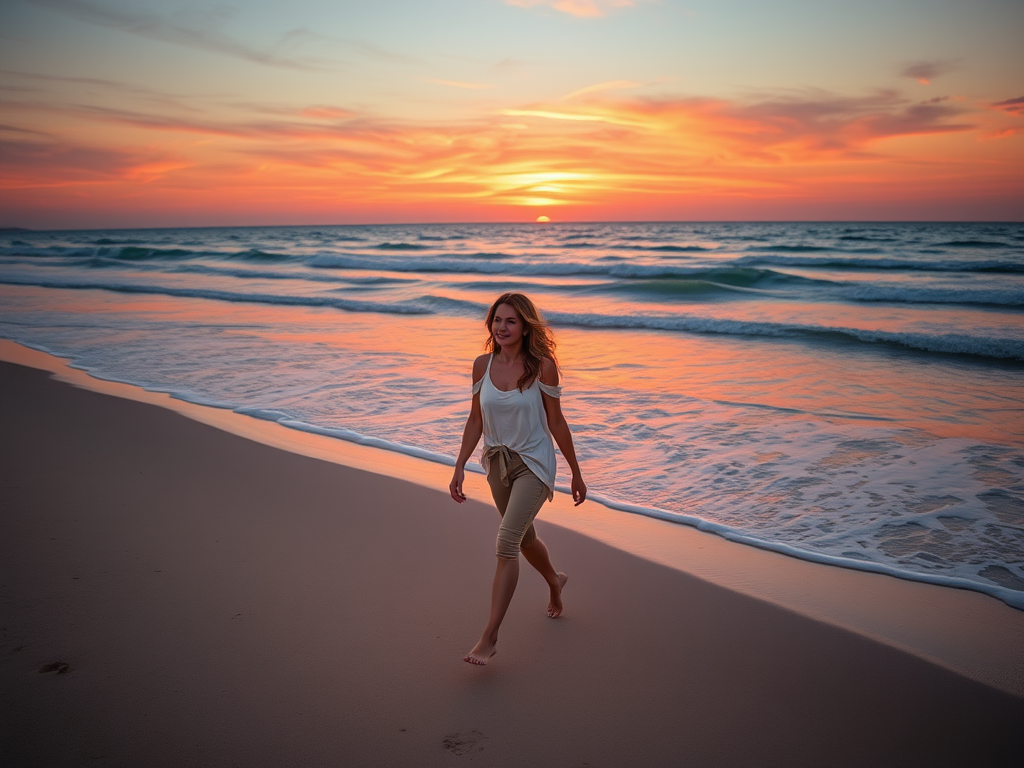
[1,220,1022,607]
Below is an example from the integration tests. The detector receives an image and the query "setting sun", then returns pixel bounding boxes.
[536,215,551,223]
[0,1,1020,228]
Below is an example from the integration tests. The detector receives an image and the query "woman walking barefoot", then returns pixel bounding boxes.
[450,293,586,666]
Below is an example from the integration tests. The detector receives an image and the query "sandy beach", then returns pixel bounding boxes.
[2,356,1023,766]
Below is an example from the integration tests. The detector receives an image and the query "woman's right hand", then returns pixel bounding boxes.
[449,465,467,503]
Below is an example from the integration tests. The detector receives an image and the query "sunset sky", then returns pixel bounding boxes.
[1,0,1022,228]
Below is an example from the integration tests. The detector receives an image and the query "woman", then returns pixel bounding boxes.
[450,292,587,666]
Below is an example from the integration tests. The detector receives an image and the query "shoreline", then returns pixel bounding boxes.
[3,353,1024,765]
[2,338,1022,698]
[3,355,1022,765]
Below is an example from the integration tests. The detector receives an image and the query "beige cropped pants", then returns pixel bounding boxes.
[486,448,547,560]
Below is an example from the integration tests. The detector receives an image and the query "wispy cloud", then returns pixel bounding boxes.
[900,59,958,85]
[0,68,216,113]
[505,0,637,19]
[505,89,974,161]
[501,107,647,128]
[421,78,493,90]
[562,80,641,100]
[992,96,1024,117]
[0,133,167,188]
[25,0,342,70]
[2,82,985,206]
[0,123,52,137]
[9,72,1016,228]
[300,106,355,120]
[490,57,528,74]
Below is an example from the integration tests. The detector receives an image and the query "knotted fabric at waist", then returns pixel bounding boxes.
[482,444,517,487]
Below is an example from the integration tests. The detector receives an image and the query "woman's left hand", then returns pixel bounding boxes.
[449,465,467,503]
[571,473,587,506]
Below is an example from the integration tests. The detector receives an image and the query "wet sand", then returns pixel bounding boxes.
[1,359,1022,766]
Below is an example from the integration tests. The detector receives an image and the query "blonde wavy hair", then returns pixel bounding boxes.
[484,292,558,392]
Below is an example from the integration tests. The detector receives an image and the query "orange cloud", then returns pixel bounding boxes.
[992,96,1024,117]
[2,84,1020,226]
[506,0,636,19]
[0,132,157,189]
[984,128,1020,140]
[506,89,974,164]
[300,106,354,120]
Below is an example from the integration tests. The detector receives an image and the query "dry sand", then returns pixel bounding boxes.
[2,359,1022,767]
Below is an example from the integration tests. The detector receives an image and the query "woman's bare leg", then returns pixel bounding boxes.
[464,556,520,665]
[520,537,568,618]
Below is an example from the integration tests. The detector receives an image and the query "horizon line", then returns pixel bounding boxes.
[4,219,1023,233]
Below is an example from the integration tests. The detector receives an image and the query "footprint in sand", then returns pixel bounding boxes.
[442,730,486,755]
[37,661,70,674]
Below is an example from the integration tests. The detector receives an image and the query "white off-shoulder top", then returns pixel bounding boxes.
[472,354,562,500]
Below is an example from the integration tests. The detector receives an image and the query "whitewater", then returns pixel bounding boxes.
[1,221,1022,608]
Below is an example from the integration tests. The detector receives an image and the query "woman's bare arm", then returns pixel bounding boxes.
[540,357,587,505]
[450,354,489,503]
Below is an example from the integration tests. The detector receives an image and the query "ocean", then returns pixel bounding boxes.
[1,221,1022,608]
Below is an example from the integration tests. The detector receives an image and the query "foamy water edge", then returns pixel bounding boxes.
[9,335,1021,612]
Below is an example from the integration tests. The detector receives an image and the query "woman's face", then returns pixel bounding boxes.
[492,303,526,349]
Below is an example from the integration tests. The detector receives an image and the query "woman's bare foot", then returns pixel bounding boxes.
[463,638,498,666]
[547,572,568,618]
